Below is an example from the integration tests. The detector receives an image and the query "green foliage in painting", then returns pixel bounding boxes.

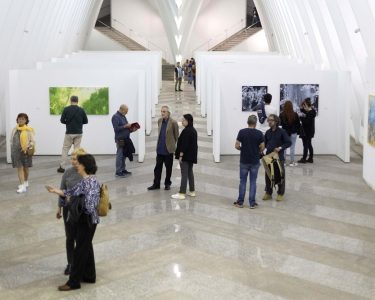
[49,87,109,115]
[81,88,109,115]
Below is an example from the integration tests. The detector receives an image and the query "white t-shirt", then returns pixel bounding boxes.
[257,105,278,134]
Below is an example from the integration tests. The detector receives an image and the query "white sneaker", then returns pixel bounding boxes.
[187,191,196,197]
[171,193,186,200]
[17,184,27,193]
[289,162,298,167]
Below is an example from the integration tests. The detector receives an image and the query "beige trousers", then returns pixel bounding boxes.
[60,134,82,168]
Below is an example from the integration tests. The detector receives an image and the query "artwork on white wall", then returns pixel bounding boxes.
[242,86,268,111]
[368,95,375,148]
[280,84,319,114]
[49,87,109,115]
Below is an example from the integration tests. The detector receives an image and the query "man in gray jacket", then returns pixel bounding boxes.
[148,105,179,190]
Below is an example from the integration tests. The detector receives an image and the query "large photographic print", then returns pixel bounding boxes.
[242,86,268,111]
[280,84,319,114]
[368,95,375,147]
[49,87,109,115]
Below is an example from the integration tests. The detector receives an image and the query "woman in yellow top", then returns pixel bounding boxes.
[10,113,35,193]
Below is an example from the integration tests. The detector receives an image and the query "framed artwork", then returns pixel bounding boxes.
[242,86,268,111]
[280,84,319,114]
[49,87,109,115]
[368,95,375,147]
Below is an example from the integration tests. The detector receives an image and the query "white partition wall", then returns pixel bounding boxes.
[6,68,146,163]
[36,51,162,135]
[199,54,350,163]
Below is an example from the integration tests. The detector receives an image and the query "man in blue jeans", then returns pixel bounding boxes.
[234,115,265,209]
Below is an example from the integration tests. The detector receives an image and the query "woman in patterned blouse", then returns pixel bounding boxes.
[46,154,100,291]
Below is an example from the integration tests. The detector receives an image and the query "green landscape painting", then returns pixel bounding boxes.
[49,87,109,115]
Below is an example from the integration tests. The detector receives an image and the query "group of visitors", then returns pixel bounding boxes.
[234,93,316,208]
[176,58,196,92]
[8,88,315,291]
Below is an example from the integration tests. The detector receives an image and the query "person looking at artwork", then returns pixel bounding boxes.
[147,105,179,191]
[298,98,316,163]
[175,62,183,92]
[58,96,88,173]
[279,100,301,166]
[46,154,100,291]
[10,113,35,193]
[257,93,277,135]
[111,104,138,177]
[56,147,87,276]
[171,114,198,200]
[262,115,291,202]
[233,115,264,209]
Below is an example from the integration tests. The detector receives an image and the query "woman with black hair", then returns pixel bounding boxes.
[46,154,100,291]
[10,113,35,193]
[172,114,198,200]
[298,98,316,163]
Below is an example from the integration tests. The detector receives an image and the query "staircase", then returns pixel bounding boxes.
[162,64,175,81]
[95,26,148,51]
[210,26,262,51]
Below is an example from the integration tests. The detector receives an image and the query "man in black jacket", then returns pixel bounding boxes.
[58,96,88,173]
[263,114,291,201]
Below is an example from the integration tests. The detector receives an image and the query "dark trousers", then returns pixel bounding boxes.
[63,206,76,265]
[67,214,97,288]
[179,161,195,194]
[153,154,174,187]
[301,137,314,159]
[265,162,285,196]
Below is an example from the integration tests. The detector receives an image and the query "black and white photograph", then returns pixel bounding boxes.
[280,84,319,114]
[242,86,268,111]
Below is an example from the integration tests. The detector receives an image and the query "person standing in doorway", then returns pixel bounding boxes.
[148,105,179,191]
[175,62,183,92]
[233,115,265,209]
[58,96,88,173]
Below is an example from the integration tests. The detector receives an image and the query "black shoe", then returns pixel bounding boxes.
[81,277,96,284]
[64,264,71,275]
[164,185,171,190]
[147,185,160,190]
[175,89,178,91]
[250,203,258,209]
[178,89,183,91]
[123,170,132,175]
[57,167,65,173]
[307,158,314,163]
[297,158,307,164]
[115,172,126,178]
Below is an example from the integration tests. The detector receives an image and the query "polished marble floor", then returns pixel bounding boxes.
[0,81,375,299]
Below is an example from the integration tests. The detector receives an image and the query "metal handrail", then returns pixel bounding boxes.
[111,18,168,59]
[95,19,169,61]
[192,19,261,53]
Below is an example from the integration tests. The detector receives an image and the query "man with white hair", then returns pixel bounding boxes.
[148,105,179,190]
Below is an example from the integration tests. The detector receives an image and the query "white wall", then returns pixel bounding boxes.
[111,0,171,61]
[187,0,247,56]
[7,68,146,162]
[363,58,375,190]
[196,53,350,163]
[230,30,270,52]
[0,0,103,135]
[36,51,163,135]
[84,29,128,50]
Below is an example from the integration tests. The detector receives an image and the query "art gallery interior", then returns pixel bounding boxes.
[1,0,375,299]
